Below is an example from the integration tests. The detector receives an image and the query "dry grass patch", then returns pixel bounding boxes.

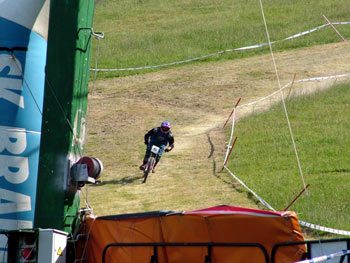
[83,42,350,216]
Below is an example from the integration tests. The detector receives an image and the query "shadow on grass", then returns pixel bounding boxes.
[95,175,143,186]
[320,168,350,174]
[206,132,214,158]
[207,131,261,207]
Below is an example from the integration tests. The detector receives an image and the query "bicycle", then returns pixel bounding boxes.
[142,145,160,183]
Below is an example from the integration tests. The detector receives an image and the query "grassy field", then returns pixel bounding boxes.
[92,0,350,77]
[84,0,350,238]
[84,41,350,239]
[227,83,350,231]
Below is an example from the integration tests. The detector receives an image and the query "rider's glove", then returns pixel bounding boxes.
[165,148,170,152]
[144,141,148,145]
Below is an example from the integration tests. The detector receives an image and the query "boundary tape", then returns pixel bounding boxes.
[223,72,350,236]
[299,221,350,236]
[236,73,350,109]
[91,22,350,72]
[225,165,350,236]
[224,166,276,211]
[294,249,350,263]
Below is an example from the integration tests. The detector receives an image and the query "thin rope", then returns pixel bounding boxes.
[258,0,323,245]
[11,54,43,115]
[75,216,96,263]
[258,0,307,192]
[9,50,84,160]
[43,30,104,160]
[84,29,104,211]
[85,30,103,140]
[14,51,85,202]
[44,73,84,160]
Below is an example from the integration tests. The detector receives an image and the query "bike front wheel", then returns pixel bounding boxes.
[142,157,155,183]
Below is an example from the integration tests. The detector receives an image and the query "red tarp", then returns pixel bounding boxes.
[77,205,305,262]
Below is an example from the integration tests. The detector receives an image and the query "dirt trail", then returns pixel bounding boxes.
[86,41,350,216]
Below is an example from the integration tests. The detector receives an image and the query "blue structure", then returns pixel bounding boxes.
[0,0,48,258]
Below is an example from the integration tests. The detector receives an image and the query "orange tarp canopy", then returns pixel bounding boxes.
[77,205,305,263]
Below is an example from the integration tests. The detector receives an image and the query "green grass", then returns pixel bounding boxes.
[227,83,350,230]
[92,0,350,77]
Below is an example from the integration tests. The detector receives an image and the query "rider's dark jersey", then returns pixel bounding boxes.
[145,127,174,156]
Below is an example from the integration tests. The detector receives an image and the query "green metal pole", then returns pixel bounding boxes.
[34,0,95,234]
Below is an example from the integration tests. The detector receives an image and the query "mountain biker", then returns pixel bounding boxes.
[139,121,174,172]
